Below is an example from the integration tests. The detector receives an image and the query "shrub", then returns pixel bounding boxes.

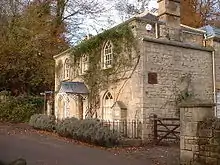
[55,117,79,137]
[0,96,43,123]
[73,119,121,147]
[29,114,55,132]
[93,125,120,147]
[29,115,121,147]
[74,119,101,141]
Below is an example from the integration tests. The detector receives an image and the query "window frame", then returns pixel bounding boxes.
[103,91,114,121]
[80,54,89,75]
[64,58,71,80]
[102,41,113,69]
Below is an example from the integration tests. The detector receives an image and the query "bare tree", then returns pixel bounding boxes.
[51,0,106,43]
[112,0,151,21]
[181,0,220,27]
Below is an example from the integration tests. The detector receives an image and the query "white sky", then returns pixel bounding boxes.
[149,0,158,9]
[80,0,158,39]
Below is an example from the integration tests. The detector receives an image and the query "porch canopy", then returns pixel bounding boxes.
[59,82,89,94]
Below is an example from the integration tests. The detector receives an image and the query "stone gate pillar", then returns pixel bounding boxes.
[179,102,215,165]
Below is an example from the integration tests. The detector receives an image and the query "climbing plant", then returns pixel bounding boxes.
[55,59,64,93]
[156,73,194,117]
[67,24,139,117]
[174,73,194,116]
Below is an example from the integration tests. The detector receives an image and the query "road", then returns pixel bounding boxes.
[0,125,147,165]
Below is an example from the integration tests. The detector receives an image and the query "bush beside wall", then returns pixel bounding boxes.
[29,116,121,147]
[56,117,79,138]
[29,114,55,132]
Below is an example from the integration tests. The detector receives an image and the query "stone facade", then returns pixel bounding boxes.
[143,40,213,118]
[53,0,220,139]
[180,103,220,165]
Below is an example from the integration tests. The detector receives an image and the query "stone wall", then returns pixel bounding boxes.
[213,41,220,87]
[53,25,145,122]
[180,102,220,165]
[143,38,213,120]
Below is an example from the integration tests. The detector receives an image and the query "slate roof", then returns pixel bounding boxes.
[200,25,220,38]
[112,101,127,109]
[116,101,127,109]
[59,82,89,94]
[135,11,158,22]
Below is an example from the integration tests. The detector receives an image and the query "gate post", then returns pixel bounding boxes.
[179,102,215,165]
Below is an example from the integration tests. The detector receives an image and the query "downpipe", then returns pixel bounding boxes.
[212,50,217,117]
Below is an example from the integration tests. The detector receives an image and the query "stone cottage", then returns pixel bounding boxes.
[53,0,220,138]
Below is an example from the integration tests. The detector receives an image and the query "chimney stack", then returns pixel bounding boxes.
[157,0,180,27]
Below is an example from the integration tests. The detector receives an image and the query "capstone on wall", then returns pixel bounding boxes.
[179,103,220,165]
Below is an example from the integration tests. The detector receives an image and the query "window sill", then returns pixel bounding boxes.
[63,77,71,81]
[102,65,112,70]
[79,71,88,76]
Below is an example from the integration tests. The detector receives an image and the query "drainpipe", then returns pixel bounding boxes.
[212,50,217,116]
[205,34,217,116]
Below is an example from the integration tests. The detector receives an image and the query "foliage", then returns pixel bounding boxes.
[0,0,68,96]
[0,96,43,123]
[174,74,194,116]
[73,119,101,141]
[55,117,79,138]
[34,117,121,147]
[180,0,220,28]
[56,24,138,117]
[29,114,55,132]
[114,0,151,21]
[71,24,135,58]
[73,119,121,147]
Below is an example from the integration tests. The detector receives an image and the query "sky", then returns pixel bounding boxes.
[78,0,158,42]
[148,0,158,9]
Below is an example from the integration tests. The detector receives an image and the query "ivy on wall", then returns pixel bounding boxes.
[55,24,139,117]
[55,59,64,92]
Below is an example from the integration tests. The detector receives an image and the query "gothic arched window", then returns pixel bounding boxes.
[103,91,114,121]
[64,58,71,79]
[102,41,113,69]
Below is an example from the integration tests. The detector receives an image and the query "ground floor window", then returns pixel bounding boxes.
[103,92,114,121]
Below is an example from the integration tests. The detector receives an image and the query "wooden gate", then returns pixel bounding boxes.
[153,114,180,144]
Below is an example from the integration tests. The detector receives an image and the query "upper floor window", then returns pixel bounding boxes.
[103,41,113,69]
[64,58,71,80]
[80,54,89,75]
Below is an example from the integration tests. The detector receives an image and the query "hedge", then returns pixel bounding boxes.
[56,117,79,138]
[29,115,121,147]
[0,96,43,123]
[29,114,55,132]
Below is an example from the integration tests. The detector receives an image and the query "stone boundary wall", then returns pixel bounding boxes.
[180,102,220,165]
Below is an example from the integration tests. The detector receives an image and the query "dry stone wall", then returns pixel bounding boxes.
[180,103,220,165]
